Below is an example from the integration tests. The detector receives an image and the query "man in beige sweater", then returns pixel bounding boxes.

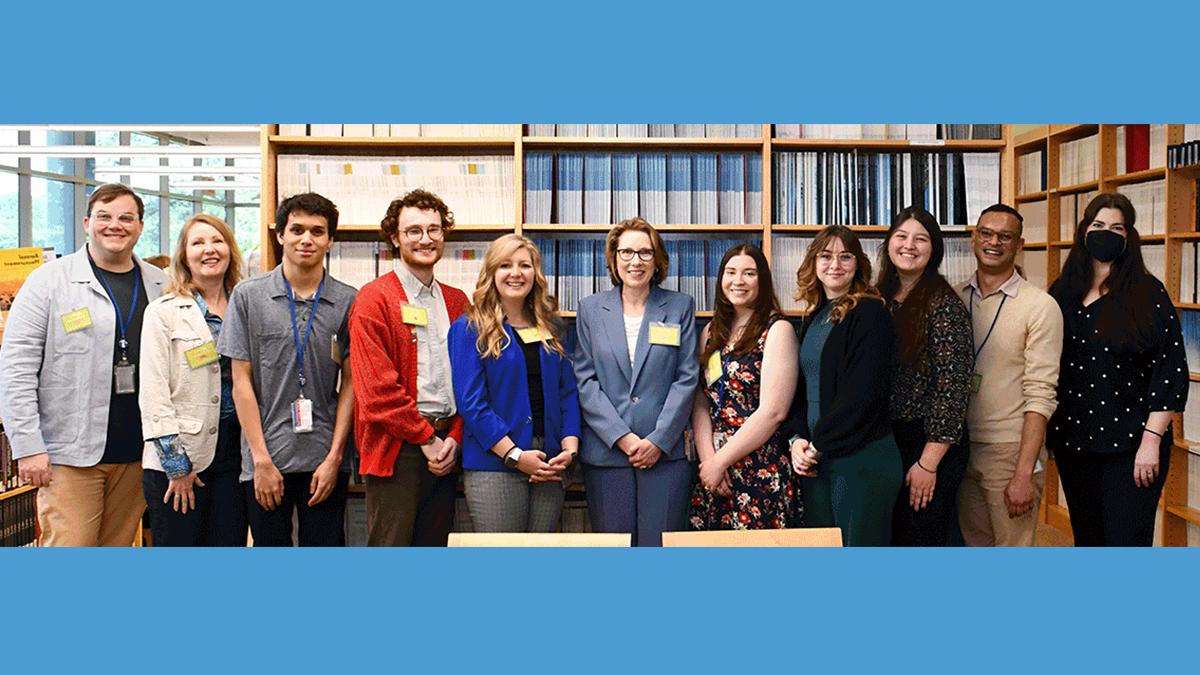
[957,204,1063,546]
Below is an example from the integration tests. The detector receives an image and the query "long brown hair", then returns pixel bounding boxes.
[1049,192,1154,350]
[701,243,780,365]
[466,234,565,359]
[795,225,880,324]
[876,206,958,367]
[165,213,245,298]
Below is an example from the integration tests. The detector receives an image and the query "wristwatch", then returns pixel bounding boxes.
[504,446,523,469]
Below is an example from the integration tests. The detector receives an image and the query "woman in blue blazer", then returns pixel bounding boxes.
[573,217,700,546]
[449,234,581,532]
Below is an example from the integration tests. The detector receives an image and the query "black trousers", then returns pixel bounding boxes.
[245,470,349,547]
[142,416,247,547]
[890,418,968,547]
[1055,439,1169,547]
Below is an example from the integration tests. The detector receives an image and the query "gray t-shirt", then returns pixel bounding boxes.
[218,265,356,481]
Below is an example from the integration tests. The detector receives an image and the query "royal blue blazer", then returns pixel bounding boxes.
[572,284,699,467]
[449,316,581,472]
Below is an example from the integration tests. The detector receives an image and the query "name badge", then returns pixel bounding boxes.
[292,396,314,434]
[516,327,548,343]
[648,322,681,347]
[401,304,429,326]
[185,341,219,369]
[114,357,137,395]
[970,372,982,395]
[61,308,93,333]
[705,351,723,387]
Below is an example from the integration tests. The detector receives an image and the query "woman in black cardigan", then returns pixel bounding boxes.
[784,225,903,546]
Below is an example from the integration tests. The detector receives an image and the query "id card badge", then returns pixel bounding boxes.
[970,372,982,395]
[705,351,723,387]
[114,357,137,395]
[401,304,429,326]
[648,322,681,347]
[516,326,546,344]
[185,341,219,369]
[61,308,93,333]
[291,396,314,434]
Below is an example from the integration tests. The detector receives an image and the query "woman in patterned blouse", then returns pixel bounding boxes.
[877,207,975,546]
[1047,192,1188,546]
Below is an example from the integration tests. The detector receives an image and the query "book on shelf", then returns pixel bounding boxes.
[583,153,612,225]
[1018,150,1046,194]
[342,124,373,138]
[1185,381,1200,445]
[1116,179,1166,235]
[1020,249,1048,289]
[1142,242,1166,282]
[284,124,519,138]
[0,246,55,342]
[1018,200,1048,243]
[772,124,1000,141]
[1058,190,1098,237]
[1168,140,1200,168]
[1058,134,1098,186]
[324,240,493,299]
[277,154,515,227]
[772,150,999,228]
[1181,242,1198,305]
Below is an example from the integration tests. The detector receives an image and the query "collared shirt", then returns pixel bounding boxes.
[395,263,456,417]
[194,292,235,419]
[964,268,1023,304]
[218,265,356,481]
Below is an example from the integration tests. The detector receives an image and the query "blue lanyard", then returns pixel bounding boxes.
[283,273,325,391]
[968,287,1007,362]
[93,265,141,355]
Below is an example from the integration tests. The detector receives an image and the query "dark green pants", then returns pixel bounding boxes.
[801,434,903,546]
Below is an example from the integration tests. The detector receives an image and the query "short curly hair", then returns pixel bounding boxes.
[380,189,456,254]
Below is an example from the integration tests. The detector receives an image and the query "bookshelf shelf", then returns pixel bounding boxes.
[1053,180,1101,195]
[1049,124,1098,140]
[1165,505,1200,528]
[1172,232,1200,241]
[1015,191,1048,203]
[337,223,515,233]
[0,484,35,502]
[269,135,518,149]
[1141,234,1167,243]
[1175,302,1200,310]
[1050,240,1074,247]
[1023,242,1048,250]
[1013,126,1049,149]
[522,137,764,148]
[1104,166,1167,187]
[772,224,889,233]
[1189,372,1200,382]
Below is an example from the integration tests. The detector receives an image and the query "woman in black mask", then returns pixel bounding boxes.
[1046,192,1188,546]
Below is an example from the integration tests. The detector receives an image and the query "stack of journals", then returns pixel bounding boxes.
[277,154,514,226]
[1184,242,1200,304]
[1114,125,1168,173]
[279,124,521,138]
[773,150,1000,228]
[1059,190,1099,236]
[1142,243,1166,282]
[1116,180,1166,235]
[526,124,759,138]
[1018,200,1049,243]
[1058,135,1098,186]
[772,124,1001,140]
[1020,250,1048,289]
[525,152,762,225]
[1018,150,1046,194]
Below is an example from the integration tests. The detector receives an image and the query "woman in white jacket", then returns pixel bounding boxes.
[139,214,247,546]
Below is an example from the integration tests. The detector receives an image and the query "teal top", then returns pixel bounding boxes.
[800,302,835,433]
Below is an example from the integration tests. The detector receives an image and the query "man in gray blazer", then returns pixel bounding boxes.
[0,183,167,546]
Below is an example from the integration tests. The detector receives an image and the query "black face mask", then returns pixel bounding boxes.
[1085,229,1126,263]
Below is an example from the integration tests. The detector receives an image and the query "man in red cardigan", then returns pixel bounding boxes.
[349,189,470,546]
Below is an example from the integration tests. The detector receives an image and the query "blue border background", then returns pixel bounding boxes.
[5,2,1200,672]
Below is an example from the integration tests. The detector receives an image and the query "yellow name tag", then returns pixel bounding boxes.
[705,351,723,386]
[185,341,219,369]
[648,322,680,347]
[401,304,429,326]
[516,327,548,343]
[61,308,93,333]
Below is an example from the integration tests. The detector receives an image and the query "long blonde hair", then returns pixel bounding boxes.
[794,225,881,324]
[466,234,564,359]
[165,213,245,298]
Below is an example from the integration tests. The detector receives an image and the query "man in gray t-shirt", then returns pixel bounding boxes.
[218,192,356,546]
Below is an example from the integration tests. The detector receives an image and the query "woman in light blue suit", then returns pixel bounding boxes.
[574,217,699,546]
[449,234,581,532]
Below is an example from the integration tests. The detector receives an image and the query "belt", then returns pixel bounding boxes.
[422,415,452,432]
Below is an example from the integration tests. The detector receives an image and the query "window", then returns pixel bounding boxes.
[0,172,18,249]
[30,177,73,254]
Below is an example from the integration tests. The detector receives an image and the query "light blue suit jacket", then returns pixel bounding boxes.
[572,284,699,467]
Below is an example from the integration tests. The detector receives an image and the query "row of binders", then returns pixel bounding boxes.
[277,154,515,226]
[1018,150,1046,195]
[773,124,1001,141]
[1168,141,1200,168]
[526,124,760,138]
[1115,125,1167,174]
[278,124,521,138]
[524,152,763,225]
[1116,180,1167,235]
[1059,135,1098,186]
[772,151,1001,227]
[1177,242,1200,305]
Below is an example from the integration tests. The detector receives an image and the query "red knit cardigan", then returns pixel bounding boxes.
[349,271,470,477]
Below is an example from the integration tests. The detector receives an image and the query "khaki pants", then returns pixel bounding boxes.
[37,462,144,547]
[958,443,1047,547]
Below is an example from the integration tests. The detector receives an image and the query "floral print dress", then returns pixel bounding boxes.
[689,315,802,530]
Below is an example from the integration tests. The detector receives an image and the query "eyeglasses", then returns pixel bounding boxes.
[616,248,655,262]
[816,252,856,265]
[401,225,445,241]
[976,227,1016,245]
[91,212,140,226]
